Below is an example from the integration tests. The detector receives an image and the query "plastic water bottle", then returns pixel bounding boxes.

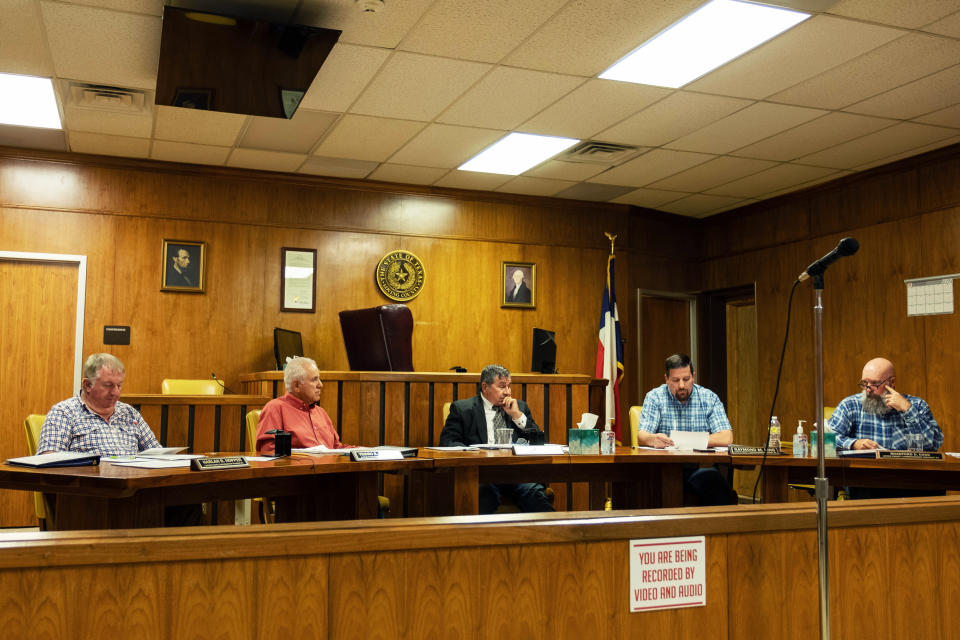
[768,416,781,452]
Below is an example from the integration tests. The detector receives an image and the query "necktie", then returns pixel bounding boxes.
[492,406,507,432]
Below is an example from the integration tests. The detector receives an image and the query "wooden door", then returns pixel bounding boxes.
[637,293,693,402]
[0,259,79,526]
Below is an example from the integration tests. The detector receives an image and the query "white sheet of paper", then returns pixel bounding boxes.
[106,458,192,468]
[669,431,709,450]
[140,446,187,455]
[512,444,566,455]
[293,445,351,455]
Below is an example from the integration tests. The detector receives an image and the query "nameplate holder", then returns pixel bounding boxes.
[729,445,782,456]
[350,449,404,462]
[190,456,250,471]
[877,450,943,461]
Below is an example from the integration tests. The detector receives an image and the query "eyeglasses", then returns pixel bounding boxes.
[857,377,891,391]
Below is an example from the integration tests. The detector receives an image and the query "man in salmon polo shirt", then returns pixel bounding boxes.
[255,356,352,454]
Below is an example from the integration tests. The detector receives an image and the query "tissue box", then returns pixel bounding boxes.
[568,429,600,455]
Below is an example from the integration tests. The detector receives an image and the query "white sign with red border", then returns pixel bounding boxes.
[629,536,706,612]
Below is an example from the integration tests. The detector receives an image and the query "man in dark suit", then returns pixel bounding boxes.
[505,269,531,303]
[165,247,194,287]
[440,364,553,513]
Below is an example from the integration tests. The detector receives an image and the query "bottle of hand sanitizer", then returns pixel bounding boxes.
[793,420,808,457]
[601,420,616,455]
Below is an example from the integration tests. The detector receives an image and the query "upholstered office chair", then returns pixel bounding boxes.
[339,304,414,371]
[628,405,642,447]
[161,379,223,395]
[244,409,274,524]
[23,414,54,529]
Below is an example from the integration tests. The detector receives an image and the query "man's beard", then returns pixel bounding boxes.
[862,391,892,415]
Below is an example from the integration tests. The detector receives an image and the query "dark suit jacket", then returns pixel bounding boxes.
[440,395,542,446]
[506,281,531,303]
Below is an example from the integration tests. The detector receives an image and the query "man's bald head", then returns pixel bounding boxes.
[862,357,895,382]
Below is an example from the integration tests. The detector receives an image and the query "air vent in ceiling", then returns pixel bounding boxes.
[63,82,150,114]
[559,140,640,165]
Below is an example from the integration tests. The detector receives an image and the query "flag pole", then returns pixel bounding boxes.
[604,231,617,254]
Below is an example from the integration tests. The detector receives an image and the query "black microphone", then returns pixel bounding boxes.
[798,237,859,282]
[211,372,239,394]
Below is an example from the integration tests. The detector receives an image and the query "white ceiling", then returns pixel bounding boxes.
[3,0,960,217]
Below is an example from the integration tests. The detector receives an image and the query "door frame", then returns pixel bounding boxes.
[0,251,87,393]
[636,289,698,402]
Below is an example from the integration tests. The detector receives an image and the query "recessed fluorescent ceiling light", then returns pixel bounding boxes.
[599,0,810,88]
[459,132,579,175]
[0,73,62,129]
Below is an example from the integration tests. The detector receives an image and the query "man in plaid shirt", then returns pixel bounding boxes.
[638,354,737,505]
[38,353,159,455]
[829,357,943,499]
[829,357,942,452]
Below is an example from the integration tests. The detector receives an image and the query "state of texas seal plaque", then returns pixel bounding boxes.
[376,250,425,302]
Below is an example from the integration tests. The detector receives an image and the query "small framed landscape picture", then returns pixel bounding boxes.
[161,240,206,293]
[502,261,536,308]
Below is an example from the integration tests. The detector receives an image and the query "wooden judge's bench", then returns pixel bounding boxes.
[241,370,608,513]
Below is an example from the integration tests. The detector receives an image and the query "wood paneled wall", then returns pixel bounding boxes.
[0,148,697,425]
[702,143,960,450]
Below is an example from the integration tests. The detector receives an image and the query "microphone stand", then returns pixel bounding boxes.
[812,274,829,640]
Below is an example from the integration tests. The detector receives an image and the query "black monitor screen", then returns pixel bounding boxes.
[531,328,557,374]
[274,327,304,370]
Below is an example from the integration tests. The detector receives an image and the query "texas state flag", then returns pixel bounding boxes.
[595,252,624,439]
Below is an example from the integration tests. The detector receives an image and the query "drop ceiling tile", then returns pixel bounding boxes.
[299,156,379,179]
[434,170,512,191]
[350,52,491,121]
[524,160,608,181]
[553,182,635,201]
[68,131,150,158]
[853,135,960,171]
[845,64,960,120]
[687,16,903,99]
[154,106,247,146]
[437,68,583,130]
[399,0,567,62]
[314,114,425,162]
[1,0,55,76]
[798,122,959,169]
[924,10,960,37]
[707,163,853,198]
[588,149,716,187]
[598,92,752,147]
[770,33,960,110]
[226,148,306,173]
[648,156,779,192]
[63,105,154,138]
[300,0,435,49]
[828,0,960,29]
[732,112,896,161]
[519,80,671,139]
[763,170,852,199]
[298,44,390,113]
[40,1,160,89]
[368,164,448,185]
[658,194,745,217]
[504,0,702,76]
[666,102,827,155]
[495,176,575,197]
[610,188,688,208]
[915,103,960,128]
[0,124,67,152]
[389,124,504,169]
[150,140,230,166]
[239,110,339,153]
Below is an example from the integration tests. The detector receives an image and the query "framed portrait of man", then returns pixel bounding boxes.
[161,239,206,292]
[502,262,536,308]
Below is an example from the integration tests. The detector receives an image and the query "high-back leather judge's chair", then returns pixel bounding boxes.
[339,304,414,371]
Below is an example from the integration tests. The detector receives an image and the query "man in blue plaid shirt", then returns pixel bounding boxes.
[638,354,736,505]
[829,357,943,499]
[829,357,942,452]
[38,353,160,455]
